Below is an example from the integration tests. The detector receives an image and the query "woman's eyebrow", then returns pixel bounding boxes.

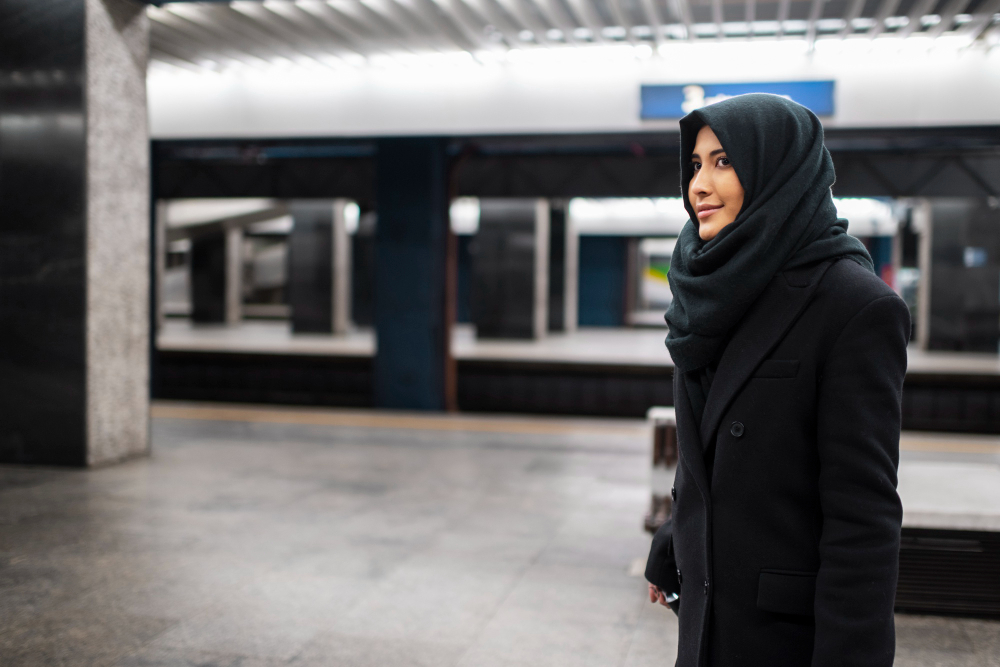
[690,148,726,161]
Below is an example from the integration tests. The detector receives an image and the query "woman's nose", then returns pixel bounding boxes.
[690,171,710,196]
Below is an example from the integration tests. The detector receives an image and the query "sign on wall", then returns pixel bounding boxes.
[640,81,836,119]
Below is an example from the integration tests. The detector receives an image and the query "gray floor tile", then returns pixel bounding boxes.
[0,410,997,667]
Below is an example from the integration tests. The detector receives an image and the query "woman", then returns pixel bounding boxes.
[644,94,910,667]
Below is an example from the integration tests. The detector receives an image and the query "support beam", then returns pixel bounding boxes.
[914,199,932,350]
[922,0,970,38]
[530,0,583,44]
[868,0,903,40]
[960,0,1000,42]
[148,5,268,68]
[673,0,695,39]
[426,0,504,51]
[493,0,556,44]
[287,200,353,334]
[460,0,528,47]
[471,199,550,339]
[564,0,608,43]
[896,0,938,38]
[639,0,665,45]
[225,224,243,326]
[0,0,149,466]
[805,0,825,47]
[607,0,639,43]
[838,0,866,37]
[260,1,371,60]
[711,0,724,38]
[776,0,791,36]
[744,0,756,36]
[374,138,453,411]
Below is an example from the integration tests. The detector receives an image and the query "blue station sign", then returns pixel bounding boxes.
[640,81,836,119]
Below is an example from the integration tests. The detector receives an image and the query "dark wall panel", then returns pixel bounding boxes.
[189,231,226,324]
[287,202,333,333]
[0,0,87,465]
[156,351,372,407]
[578,236,628,327]
[456,361,673,418]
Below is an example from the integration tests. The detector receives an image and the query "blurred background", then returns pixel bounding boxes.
[1,0,1000,665]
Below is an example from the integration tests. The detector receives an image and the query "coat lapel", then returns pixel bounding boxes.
[698,260,836,447]
[674,371,711,498]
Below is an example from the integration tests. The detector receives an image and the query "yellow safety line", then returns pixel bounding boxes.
[899,437,1000,455]
[150,402,646,437]
[151,403,1000,453]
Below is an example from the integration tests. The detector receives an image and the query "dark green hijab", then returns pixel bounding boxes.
[664,94,873,377]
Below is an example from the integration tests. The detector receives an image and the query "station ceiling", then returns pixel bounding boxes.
[147,0,1000,72]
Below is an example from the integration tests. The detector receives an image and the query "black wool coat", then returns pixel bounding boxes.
[646,257,910,667]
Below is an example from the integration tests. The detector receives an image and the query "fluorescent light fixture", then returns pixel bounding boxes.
[450,198,480,235]
[569,198,688,236]
[833,198,897,237]
[344,202,360,235]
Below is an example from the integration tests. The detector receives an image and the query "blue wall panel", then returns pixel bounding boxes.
[578,236,627,327]
[373,138,449,409]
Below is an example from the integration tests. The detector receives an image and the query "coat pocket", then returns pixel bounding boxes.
[757,569,816,616]
[752,359,800,379]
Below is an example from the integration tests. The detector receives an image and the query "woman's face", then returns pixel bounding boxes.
[688,125,745,241]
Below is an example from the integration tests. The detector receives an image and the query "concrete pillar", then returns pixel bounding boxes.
[472,199,551,339]
[564,212,579,333]
[0,0,149,466]
[914,199,932,351]
[225,223,244,326]
[287,200,353,334]
[332,200,352,335]
[374,138,452,410]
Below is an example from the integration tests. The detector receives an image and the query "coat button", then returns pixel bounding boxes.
[730,421,744,437]
[671,487,676,501]
[677,568,683,584]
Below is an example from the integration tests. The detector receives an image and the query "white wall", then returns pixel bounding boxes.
[148,41,1000,139]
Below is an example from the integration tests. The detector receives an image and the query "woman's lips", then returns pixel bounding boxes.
[696,205,723,220]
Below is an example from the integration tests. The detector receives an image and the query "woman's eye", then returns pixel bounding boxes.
[717,157,730,167]
[692,162,702,171]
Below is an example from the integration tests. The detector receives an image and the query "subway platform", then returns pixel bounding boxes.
[157,320,1000,431]
[0,404,997,666]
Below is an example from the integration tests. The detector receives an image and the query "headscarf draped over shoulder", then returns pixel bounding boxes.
[664,93,873,374]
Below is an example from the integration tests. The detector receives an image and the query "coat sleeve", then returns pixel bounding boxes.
[812,294,909,667]
[645,518,681,613]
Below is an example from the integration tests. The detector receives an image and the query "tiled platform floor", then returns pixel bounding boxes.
[0,404,997,667]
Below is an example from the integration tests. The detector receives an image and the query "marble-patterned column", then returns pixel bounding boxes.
[287,200,353,334]
[0,0,149,466]
[471,199,550,339]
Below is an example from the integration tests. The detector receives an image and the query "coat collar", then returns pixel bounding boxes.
[696,259,836,448]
